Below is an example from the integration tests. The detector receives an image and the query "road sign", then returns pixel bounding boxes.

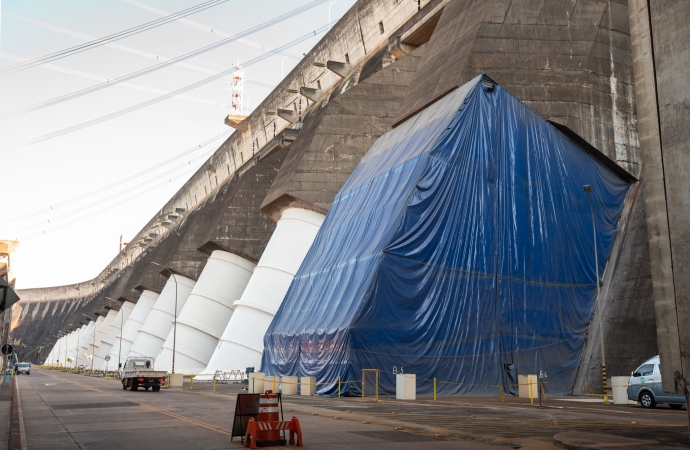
[105,355,111,361]
[1,344,12,355]
[67,358,72,363]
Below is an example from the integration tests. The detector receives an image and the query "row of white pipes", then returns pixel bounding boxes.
[43,207,325,376]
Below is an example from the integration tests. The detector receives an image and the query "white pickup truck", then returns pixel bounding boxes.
[121,357,167,392]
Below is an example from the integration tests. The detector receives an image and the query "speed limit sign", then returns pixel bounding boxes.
[105,355,111,361]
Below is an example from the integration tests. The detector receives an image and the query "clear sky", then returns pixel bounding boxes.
[0,0,355,289]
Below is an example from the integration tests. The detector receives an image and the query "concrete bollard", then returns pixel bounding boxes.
[248,372,264,394]
[300,377,316,396]
[396,374,416,400]
[282,376,298,395]
[518,374,538,400]
[169,373,184,387]
[612,376,628,405]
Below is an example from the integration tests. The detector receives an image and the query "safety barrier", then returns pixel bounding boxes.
[244,417,303,449]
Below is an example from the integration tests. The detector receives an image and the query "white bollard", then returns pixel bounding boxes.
[169,373,184,387]
[248,372,264,394]
[300,377,316,396]
[282,376,298,395]
[612,376,628,405]
[396,374,416,400]
[518,374,538,400]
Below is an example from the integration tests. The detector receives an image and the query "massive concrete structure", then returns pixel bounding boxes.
[627,0,690,408]
[13,0,678,399]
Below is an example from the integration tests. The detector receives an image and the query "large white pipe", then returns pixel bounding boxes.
[77,321,96,366]
[46,341,58,366]
[94,310,117,351]
[156,251,256,373]
[129,275,195,359]
[68,326,85,367]
[95,301,134,370]
[204,208,324,374]
[83,315,104,367]
[55,334,68,366]
[108,290,158,365]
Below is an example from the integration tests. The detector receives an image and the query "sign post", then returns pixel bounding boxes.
[105,354,111,375]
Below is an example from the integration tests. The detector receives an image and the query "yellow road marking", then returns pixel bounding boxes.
[40,371,234,436]
[40,370,296,449]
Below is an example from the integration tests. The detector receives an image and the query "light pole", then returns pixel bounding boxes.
[151,262,178,375]
[584,184,607,404]
[82,314,95,373]
[106,297,124,376]
[328,2,338,30]
[76,325,81,369]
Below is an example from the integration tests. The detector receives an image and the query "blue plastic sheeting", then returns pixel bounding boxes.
[262,74,630,396]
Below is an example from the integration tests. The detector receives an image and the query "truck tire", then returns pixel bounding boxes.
[639,391,656,408]
[130,381,138,391]
[122,380,128,390]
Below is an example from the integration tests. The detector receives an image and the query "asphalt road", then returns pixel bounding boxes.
[16,369,500,449]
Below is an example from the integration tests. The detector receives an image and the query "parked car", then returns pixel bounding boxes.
[16,362,30,375]
[628,356,686,409]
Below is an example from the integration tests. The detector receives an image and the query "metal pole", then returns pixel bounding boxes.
[584,185,607,404]
[119,304,123,376]
[328,2,338,30]
[91,323,96,373]
[172,273,178,375]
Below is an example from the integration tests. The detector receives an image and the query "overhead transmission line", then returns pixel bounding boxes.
[0,0,231,76]
[4,129,231,226]
[21,163,204,240]
[18,147,215,235]
[0,0,329,121]
[4,24,329,151]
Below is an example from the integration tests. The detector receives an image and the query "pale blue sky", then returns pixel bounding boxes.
[0,0,355,289]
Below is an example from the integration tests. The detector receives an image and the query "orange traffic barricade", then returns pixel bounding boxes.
[244,416,303,449]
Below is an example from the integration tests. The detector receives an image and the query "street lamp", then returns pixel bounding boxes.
[584,184,608,404]
[328,2,338,30]
[106,297,125,375]
[151,262,178,375]
[82,314,96,373]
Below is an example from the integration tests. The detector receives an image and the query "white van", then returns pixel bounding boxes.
[627,356,686,409]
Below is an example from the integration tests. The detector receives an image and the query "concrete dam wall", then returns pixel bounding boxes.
[17,0,658,394]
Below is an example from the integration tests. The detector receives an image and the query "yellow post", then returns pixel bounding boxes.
[213,373,217,394]
[361,370,365,402]
[499,386,507,406]
[338,376,341,398]
[189,375,195,391]
[602,364,609,404]
[433,378,437,401]
[529,379,534,404]
[273,376,277,393]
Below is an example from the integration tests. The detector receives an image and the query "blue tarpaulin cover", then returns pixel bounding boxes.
[262,74,630,396]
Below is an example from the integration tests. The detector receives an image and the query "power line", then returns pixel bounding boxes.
[0,0,329,121]
[4,24,329,151]
[8,142,220,235]
[0,0,231,76]
[18,148,215,233]
[21,163,205,240]
[4,129,231,225]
